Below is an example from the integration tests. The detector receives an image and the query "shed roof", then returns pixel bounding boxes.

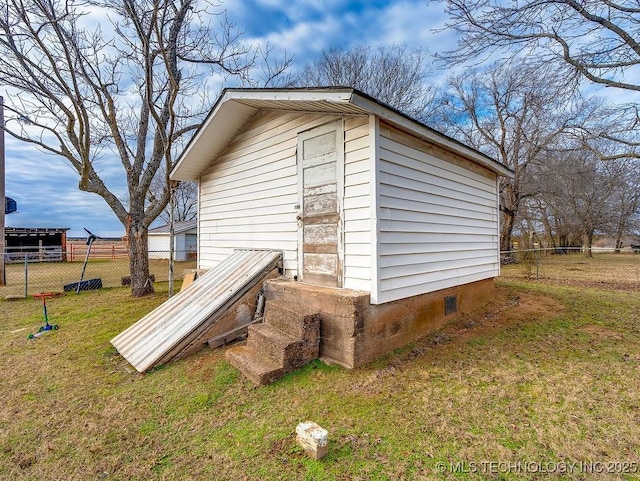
[148,219,198,235]
[5,227,70,236]
[171,87,514,181]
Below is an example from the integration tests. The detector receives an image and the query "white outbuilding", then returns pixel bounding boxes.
[112,87,514,375]
[148,219,197,261]
[171,88,512,305]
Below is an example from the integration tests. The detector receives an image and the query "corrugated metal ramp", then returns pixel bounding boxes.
[111,249,282,373]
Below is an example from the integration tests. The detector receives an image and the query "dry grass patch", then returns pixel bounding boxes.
[501,252,640,290]
[1,259,197,297]
[1,281,639,480]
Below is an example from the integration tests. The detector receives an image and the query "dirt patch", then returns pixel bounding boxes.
[13,452,37,470]
[579,325,623,339]
[352,286,565,391]
[423,286,565,351]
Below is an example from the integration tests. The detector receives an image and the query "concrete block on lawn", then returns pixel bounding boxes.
[296,421,328,460]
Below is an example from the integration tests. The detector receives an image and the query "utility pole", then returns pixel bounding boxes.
[0,96,5,286]
[168,181,176,297]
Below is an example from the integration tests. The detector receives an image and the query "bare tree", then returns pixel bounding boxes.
[435,0,640,160]
[603,159,640,250]
[434,64,590,251]
[149,177,197,224]
[521,136,640,251]
[299,43,436,121]
[0,0,291,296]
[533,149,620,257]
[571,103,640,161]
[436,0,640,92]
[517,197,579,249]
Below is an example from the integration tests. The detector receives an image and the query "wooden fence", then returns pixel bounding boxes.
[67,240,129,261]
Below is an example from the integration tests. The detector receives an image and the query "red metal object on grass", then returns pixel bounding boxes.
[33,292,57,332]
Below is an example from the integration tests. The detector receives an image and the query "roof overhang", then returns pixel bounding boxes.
[148,220,198,235]
[171,88,514,181]
[5,227,70,235]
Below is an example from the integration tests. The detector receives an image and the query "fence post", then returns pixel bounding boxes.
[535,248,539,280]
[24,254,28,298]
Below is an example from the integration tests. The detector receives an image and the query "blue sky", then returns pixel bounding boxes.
[4,0,457,238]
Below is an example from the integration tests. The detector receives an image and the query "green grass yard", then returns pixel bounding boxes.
[2,258,197,297]
[1,280,639,480]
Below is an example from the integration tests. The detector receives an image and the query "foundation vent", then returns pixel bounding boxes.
[444,295,458,315]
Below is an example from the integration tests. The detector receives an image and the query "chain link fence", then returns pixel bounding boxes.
[2,245,638,298]
[1,249,197,298]
[500,247,640,290]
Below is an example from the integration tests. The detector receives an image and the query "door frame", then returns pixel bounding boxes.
[296,119,345,287]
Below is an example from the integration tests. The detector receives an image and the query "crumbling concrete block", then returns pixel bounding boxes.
[296,421,328,460]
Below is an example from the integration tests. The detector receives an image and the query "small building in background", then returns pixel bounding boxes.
[4,227,70,262]
[148,219,197,261]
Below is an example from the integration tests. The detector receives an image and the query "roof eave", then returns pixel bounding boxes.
[171,88,514,181]
[170,88,357,182]
[170,92,257,181]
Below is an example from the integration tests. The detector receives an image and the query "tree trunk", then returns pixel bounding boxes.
[500,211,515,253]
[614,221,625,253]
[128,220,154,297]
[540,211,557,248]
[581,229,594,258]
[558,233,566,249]
[615,237,623,253]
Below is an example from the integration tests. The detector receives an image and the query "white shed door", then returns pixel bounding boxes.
[298,122,343,287]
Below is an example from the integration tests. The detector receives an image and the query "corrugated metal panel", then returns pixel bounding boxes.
[111,249,282,372]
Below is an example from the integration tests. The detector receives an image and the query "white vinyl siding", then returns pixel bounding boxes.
[342,115,372,291]
[173,234,186,261]
[198,111,341,276]
[197,108,500,302]
[376,124,499,303]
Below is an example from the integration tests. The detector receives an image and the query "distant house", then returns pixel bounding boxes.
[148,220,197,261]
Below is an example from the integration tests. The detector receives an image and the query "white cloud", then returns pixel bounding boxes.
[7,0,630,240]
[251,0,344,21]
[240,0,461,76]
[372,1,451,47]
[3,0,468,240]
[4,136,125,237]
[252,16,344,59]
[253,0,290,8]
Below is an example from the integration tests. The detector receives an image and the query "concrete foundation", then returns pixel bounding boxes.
[264,277,495,368]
